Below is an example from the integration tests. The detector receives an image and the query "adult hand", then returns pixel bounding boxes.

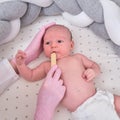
[42,65,65,101]
[34,65,66,120]
[24,22,56,64]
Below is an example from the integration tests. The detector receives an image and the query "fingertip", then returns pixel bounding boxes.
[59,79,64,85]
[51,65,58,69]
[56,67,61,74]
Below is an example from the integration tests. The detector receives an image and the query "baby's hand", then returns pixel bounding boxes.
[15,50,27,65]
[82,68,96,82]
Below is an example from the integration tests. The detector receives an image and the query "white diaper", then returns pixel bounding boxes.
[0,59,19,95]
[71,90,120,120]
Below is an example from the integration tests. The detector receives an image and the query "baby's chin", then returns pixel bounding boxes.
[47,53,68,60]
[57,55,69,60]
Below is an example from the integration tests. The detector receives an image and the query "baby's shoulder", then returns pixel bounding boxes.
[73,53,84,58]
[73,53,89,61]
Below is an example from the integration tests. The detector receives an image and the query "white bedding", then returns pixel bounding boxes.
[0,15,120,120]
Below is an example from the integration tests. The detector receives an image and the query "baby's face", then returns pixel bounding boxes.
[43,25,74,59]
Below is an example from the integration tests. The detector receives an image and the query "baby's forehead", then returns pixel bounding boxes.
[46,25,72,37]
[46,25,68,32]
[43,25,72,40]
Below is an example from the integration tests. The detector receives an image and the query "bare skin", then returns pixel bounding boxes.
[15,25,120,115]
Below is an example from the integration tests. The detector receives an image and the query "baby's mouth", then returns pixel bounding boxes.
[51,52,58,59]
[51,51,57,54]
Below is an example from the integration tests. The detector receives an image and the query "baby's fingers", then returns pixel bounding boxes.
[86,74,94,81]
[16,51,26,58]
[16,54,26,60]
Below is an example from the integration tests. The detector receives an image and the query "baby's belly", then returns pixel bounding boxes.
[61,81,96,112]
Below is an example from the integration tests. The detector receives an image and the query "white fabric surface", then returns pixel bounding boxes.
[0,15,120,120]
[62,11,94,27]
[100,0,120,45]
[20,0,53,7]
[71,90,120,120]
[0,59,19,95]
[0,19,21,45]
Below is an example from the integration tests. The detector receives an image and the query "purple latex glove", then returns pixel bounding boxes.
[34,65,66,120]
[25,22,56,64]
[12,22,56,65]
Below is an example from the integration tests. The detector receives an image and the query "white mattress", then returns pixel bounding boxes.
[0,15,120,120]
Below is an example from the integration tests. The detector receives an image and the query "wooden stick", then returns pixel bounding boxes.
[51,53,56,67]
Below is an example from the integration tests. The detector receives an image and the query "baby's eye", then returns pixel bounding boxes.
[45,41,51,45]
[57,40,63,43]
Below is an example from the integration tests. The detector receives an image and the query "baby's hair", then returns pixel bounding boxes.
[43,24,73,40]
[54,24,73,40]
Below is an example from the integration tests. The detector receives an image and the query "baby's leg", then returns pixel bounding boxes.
[114,95,120,117]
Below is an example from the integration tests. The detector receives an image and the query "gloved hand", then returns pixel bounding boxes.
[12,22,56,65]
[24,22,56,64]
[34,65,66,120]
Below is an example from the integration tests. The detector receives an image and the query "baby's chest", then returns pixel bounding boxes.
[58,58,84,75]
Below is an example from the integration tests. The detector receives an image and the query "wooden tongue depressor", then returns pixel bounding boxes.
[51,53,56,67]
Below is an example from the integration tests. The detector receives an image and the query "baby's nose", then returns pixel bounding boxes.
[51,42,57,48]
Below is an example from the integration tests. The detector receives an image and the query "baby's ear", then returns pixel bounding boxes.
[71,40,74,49]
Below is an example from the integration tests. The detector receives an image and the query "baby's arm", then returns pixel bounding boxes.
[80,54,100,81]
[15,50,47,81]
